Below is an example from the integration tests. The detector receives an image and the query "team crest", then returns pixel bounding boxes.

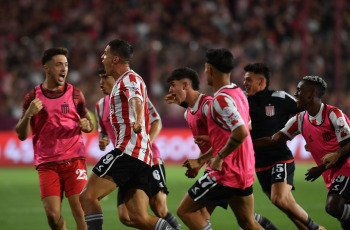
[61,104,69,114]
[265,106,275,117]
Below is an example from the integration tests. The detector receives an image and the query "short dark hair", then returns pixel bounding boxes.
[167,67,200,90]
[302,76,327,98]
[97,67,106,75]
[107,39,133,63]
[41,47,69,65]
[206,48,235,73]
[244,63,271,88]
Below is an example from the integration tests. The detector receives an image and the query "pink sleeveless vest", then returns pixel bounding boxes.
[31,84,85,166]
[186,94,212,171]
[207,87,255,189]
[302,104,350,190]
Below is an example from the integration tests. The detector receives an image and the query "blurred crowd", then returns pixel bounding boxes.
[1,0,350,130]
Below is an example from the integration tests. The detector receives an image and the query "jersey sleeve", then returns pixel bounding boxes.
[201,99,210,120]
[281,113,302,139]
[329,108,350,142]
[21,90,35,118]
[211,94,245,131]
[123,75,144,102]
[95,99,107,134]
[147,97,161,123]
[74,86,89,117]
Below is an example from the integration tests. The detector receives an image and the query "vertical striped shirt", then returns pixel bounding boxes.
[109,70,152,165]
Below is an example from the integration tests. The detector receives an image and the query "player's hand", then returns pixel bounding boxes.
[321,152,340,169]
[208,156,223,171]
[305,166,324,182]
[131,121,142,133]
[194,135,211,147]
[185,168,200,178]
[183,159,201,170]
[26,98,43,118]
[79,118,92,133]
[99,137,109,151]
[164,94,180,105]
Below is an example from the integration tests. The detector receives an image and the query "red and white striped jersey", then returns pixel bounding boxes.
[109,70,152,165]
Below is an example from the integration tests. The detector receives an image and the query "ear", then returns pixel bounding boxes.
[113,56,120,64]
[43,65,49,72]
[183,81,188,90]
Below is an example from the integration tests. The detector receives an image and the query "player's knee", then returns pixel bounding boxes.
[176,205,186,221]
[118,214,134,227]
[45,208,61,226]
[150,198,168,218]
[325,195,343,218]
[271,194,288,209]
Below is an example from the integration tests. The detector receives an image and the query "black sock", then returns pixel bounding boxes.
[85,213,103,230]
[165,212,181,230]
[254,213,279,230]
[154,218,175,230]
[305,216,319,230]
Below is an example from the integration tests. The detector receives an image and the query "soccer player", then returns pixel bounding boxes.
[179,48,263,230]
[166,67,277,230]
[15,47,93,230]
[95,68,180,229]
[79,39,174,230]
[253,76,349,229]
[243,63,323,230]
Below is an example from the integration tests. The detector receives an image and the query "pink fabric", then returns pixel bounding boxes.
[207,86,255,189]
[32,84,85,166]
[302,105,350,190]
[186,94,212,171]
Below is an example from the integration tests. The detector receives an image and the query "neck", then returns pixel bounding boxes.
[43,80,64,91]
[307,100,322,117]
[213,75,231,93]
[113,66,130,81]
[186,91,201,108]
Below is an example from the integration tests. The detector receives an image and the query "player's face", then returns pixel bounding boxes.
[243,72,264,96]
[169,80,186,103]
[44,55,68,87]
[204,63,213,86]
[294,80,312,109]
[99,73,115,95]
[101,46,115,76]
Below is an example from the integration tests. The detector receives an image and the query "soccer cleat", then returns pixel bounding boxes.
[318,226,326,230]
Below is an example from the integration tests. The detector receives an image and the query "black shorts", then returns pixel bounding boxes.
[188,172,252,209]
[92,149,152,198]
[150,163,169,196]
[256,162,295,199]
[329,175,350,201]
[117,163,169,206]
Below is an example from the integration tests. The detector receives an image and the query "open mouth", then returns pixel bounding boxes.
[59,73,65,82]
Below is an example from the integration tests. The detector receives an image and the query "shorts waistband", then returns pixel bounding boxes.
[39,157,85,167]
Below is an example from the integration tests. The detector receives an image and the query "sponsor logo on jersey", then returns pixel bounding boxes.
[265,106,275,117]
[61,103,69,114]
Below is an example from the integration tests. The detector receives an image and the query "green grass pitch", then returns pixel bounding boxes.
[0,164,340,229]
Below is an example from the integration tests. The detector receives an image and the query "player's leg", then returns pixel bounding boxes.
[270,162,321,230]
[228,194,263,230]
[149,163,181,229]
[37,164,66,230]
[116,188,136,227]
[67,194,86,230]
[124,188,173,230]
[42,196,66,230]
[177,193,209,230]
[64,159,87,230]
[79,173,117,230]
[326,175,350,228]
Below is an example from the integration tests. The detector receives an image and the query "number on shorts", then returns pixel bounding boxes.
[76,169,87,180]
